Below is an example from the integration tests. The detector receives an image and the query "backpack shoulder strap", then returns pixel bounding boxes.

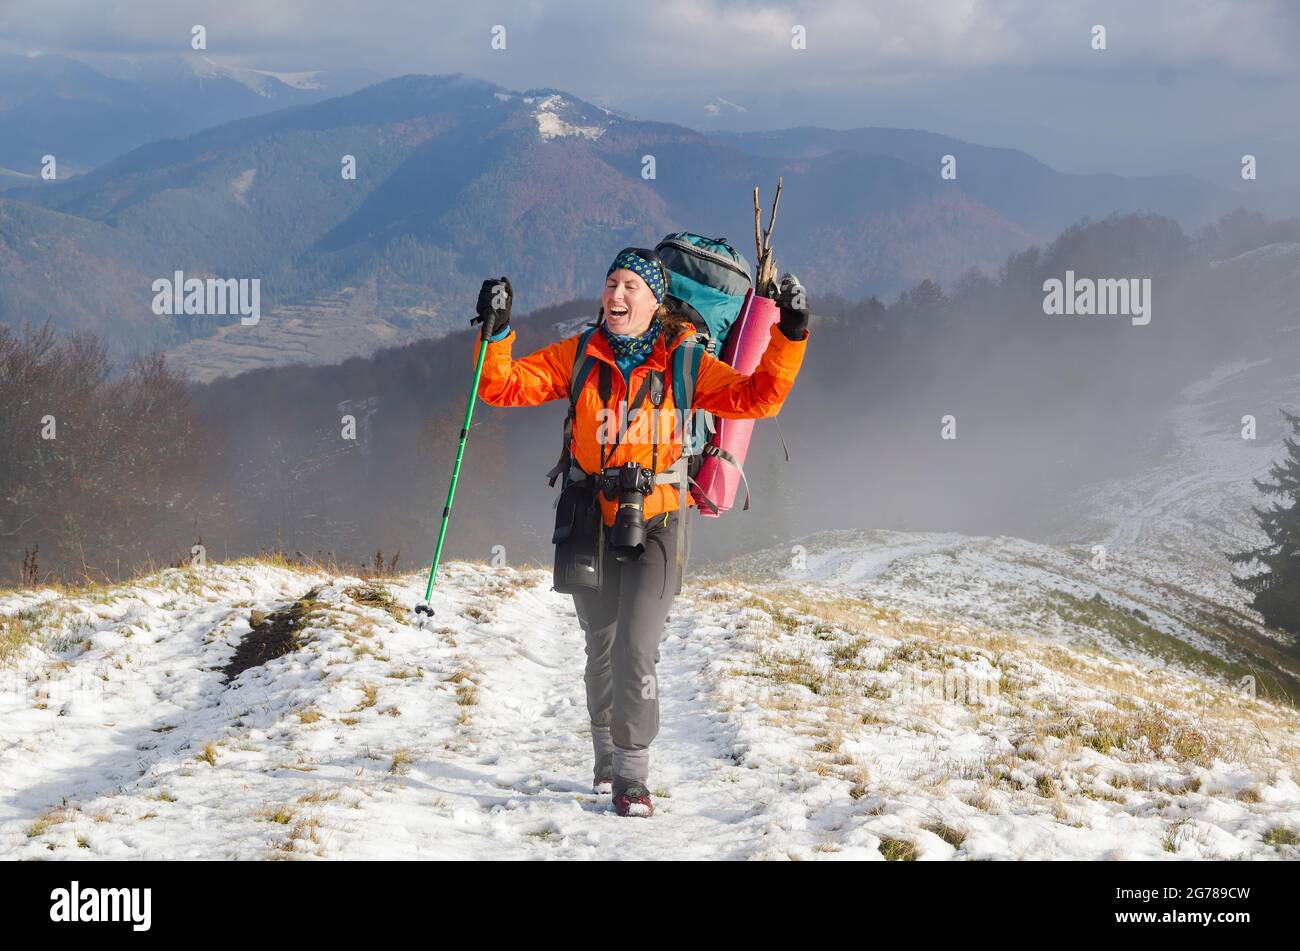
[547,326,601,488]
[670,334,707,415]
[568,326,601,403]
[671,335,709,455]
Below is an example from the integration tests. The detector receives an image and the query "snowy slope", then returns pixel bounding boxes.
[713,528,1300,702]
[3,557,1298,860]
[1061,245,1300,606]
[1064,354,1298,588]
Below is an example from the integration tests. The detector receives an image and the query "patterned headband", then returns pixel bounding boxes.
[606,248,666,303]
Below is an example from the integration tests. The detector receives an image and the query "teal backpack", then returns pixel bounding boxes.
[548,234,755,515]
[655,233,753,351]
[655,234,752,467]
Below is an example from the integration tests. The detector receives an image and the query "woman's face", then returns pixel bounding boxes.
[602,268,658,336]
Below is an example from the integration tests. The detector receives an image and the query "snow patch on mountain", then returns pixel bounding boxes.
[527,94,607,142]
[183,58,329,98]
[704,96,749,118]
[229,167,256,204]
[250,69,324,91]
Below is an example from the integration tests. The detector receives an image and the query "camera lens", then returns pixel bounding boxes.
[600,463,653,561]
[609,495,646,561]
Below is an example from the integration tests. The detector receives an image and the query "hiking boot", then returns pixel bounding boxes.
[613,778,654,818]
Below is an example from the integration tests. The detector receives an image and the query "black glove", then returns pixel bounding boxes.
[776,272,809,340]
[471,276,513,339]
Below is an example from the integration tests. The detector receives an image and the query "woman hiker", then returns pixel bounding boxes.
[470,248,809,817]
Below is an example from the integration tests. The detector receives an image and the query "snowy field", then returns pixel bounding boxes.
[3,551,1298,860]
[6,339,1300,861]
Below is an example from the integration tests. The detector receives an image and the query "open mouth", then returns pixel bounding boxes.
[609,306,629,318]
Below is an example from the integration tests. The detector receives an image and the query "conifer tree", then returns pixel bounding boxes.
[1230,410,1300,645]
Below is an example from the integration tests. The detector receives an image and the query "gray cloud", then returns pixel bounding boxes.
[2,1,1298,178]
[4,1,1297,74]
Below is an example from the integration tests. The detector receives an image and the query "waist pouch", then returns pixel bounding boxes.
[552,479,603,594]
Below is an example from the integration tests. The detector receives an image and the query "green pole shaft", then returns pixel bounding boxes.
[423,337,490,601]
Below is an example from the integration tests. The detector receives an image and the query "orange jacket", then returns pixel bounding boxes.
[474,323,808,526]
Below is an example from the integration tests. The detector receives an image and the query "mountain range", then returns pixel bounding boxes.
[2,68,1294,376]
[0,52,379,179]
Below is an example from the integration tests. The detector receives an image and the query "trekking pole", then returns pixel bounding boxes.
[414,331,490,619]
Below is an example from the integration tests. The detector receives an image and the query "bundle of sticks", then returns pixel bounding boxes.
[752,177,783,299]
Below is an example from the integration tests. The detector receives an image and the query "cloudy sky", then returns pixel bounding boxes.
[3,0,1298,180]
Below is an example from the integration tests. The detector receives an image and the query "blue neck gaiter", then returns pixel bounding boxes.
[602,315,661,379]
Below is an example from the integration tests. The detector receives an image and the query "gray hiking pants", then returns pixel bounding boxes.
[573,508,687,783]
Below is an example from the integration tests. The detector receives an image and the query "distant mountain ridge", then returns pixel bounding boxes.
[1,71,1279,374]
[0,52,381,179]
[705,126,1275,235]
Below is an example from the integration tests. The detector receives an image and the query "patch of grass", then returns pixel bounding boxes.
[761,649,828,695]
[389,748,414,775]
[1263,826,1299,848]
[962,785,997,814]
[848,766,870,800]
[257,805,296,825]
[829,637,873,670]
[1079,710,1223,768]
[923,821,966,849]
[812,731,843,754]
[0,605,82,664]
[298,708,324,725]
[892,643,935,665]
[1163,818,1194,853]
[345,584,408,622]
[196,742,218,766]
[863,681,890,700]
[1045,590,1265,689]
[879,836,918,861]
[271,816,324,856]
[350,683,379,712]
[1160,775,1200,795]
[26,809,69,838]
[387,666,423,680]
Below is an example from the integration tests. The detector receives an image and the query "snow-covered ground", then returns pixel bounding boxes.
[3,554,1298,860]
[1063,354,1299,597]
[715,527,1300,695]
[7,312,1300,860]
